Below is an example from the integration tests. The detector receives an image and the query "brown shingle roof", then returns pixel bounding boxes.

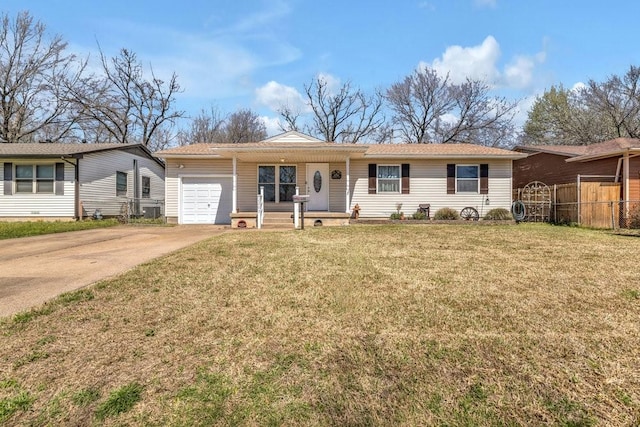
[364,143,521,157]
[156,142,524,159]
[0,142,141,156]
[515,145,589,156]
[517,138,640,161]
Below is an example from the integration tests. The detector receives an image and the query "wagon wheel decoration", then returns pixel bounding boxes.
[460,206,479,221]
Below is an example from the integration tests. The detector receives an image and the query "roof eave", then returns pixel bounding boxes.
[364,153,527,160]
[566,148,640,162]
[155,153,225,159]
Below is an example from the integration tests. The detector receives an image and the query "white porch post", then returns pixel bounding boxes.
[232,156,237,213]
[345,157,351,213]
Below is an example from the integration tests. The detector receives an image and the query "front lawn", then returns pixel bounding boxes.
[1,224,639,425]
[0,219,120,240]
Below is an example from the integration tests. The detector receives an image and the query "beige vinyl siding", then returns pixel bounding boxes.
[237,161,257,212]
[79,150,165,217]
[0,159,75,218]
[328,162,347,212]
[350,159,513,218]
[165,159,233,218]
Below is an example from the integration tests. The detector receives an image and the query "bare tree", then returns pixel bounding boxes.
[290,75,386,143]
[305,76,385,143]
[582,65,640,139]
[222,108,266,143]
[0,11,84,143]
[386,67,518,146]
[277,104,302,133]
[71,47,184,146]
[386,68,454,143]
[177,106,226,145]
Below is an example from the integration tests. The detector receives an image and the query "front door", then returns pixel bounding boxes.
[306,163,329,211]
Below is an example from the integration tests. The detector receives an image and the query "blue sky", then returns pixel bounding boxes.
[5,0,640,137]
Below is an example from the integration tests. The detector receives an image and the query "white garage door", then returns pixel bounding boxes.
[181,177,232,224]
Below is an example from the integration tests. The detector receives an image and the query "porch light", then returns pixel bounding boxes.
[280,158,285,163]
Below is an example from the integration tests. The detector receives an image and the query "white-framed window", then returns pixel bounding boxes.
[258,165,297,202]
[377,165,401,193]
[456,165,479,193]
[116,171,128,196]
[14,164,54,193]
[142,176,151,198]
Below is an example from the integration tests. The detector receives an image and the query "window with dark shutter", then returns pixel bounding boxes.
[480,164,489,194]
[55,163,65,195]
[446,164,456,194]
[3,163,12,195]
[401,163,410,194]
[368,164,377,194]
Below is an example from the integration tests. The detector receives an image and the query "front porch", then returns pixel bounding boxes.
[231,211,351,229]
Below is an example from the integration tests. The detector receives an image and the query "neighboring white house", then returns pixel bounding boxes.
[155,131,526,227]
[0,143,165,221]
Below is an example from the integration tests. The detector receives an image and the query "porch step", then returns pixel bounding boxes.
[261,212,294,229]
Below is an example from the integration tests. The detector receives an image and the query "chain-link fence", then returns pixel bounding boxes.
[552,200,640,229]
[81,198,165,223]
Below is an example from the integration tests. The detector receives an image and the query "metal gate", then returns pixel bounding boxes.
[516,181,552,222]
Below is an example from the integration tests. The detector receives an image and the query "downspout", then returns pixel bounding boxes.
[345,156,351,213]
[133,159,140,216]
[61,156,80,220]
[232,156,237,213]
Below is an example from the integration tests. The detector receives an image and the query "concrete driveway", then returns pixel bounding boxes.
[0,225,227,318]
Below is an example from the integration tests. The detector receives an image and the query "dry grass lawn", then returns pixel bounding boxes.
[1,223,639,426]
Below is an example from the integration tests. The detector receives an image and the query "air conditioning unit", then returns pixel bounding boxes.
[143,206,161,219]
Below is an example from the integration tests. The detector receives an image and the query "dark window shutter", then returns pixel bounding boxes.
[480,164,489,194]
[55,162,65,195]
[3,162,13,195]
[446,164,455,194]
[368,164,377,194]
[401,163,410,194]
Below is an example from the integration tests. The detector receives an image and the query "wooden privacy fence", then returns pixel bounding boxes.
[553,182,621,228]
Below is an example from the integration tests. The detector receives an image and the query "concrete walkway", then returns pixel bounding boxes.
[0,225,227,318]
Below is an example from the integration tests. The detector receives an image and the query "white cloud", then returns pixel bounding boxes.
[419,36,546,91]
[504,56,536,89]
[260,116,284,137]
[255,81,308,112]
[423,36,501,85]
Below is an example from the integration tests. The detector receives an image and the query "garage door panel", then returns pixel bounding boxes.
[181,178,232,224]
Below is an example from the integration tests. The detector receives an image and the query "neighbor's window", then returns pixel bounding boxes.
[142,176,151,198]
[377,165,400,193]
[15,165,34,193]
[116,171,128,196]
[14,164,54,193]
[456,165,479,193]
[36,165,54,193]
[258,165,297,203]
